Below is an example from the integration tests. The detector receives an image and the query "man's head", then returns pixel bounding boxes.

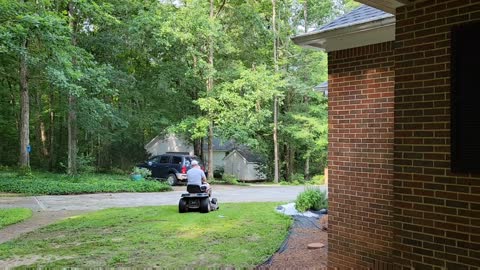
[191,160,199,167]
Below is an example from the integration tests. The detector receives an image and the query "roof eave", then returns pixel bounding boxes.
[355,0,409,14]
[292,17,396,52]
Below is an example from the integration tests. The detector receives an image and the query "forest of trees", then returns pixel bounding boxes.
[0,0,357,181]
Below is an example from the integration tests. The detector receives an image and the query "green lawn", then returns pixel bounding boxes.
[0,208,33,229]
[0,171,172,195]
[0,203,291,268]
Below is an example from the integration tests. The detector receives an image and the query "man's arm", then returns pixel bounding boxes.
[201,171,207,183]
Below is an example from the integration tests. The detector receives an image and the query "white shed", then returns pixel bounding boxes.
[202,138,235,171]
[144,134,193,156]
[223,149,266,181]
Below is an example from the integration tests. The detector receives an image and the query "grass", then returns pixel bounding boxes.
[0,203,292,268]
[0,208,33,229]
[0,171,172,195]
[210,179,250,186]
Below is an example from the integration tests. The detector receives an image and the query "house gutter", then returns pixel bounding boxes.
[291,16,395,52]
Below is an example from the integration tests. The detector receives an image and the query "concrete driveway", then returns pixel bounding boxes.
[1,184,325,211]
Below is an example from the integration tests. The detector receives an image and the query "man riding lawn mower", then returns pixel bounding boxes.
[178,160,219,213]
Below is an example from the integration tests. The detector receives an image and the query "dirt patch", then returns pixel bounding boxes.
[259,215,327,269]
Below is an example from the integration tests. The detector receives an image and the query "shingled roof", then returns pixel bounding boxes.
[317,5,393,33]
[291,5,395,52]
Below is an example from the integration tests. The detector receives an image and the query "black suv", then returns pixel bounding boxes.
[138,153,206,186]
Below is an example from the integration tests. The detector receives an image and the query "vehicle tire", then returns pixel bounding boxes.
[200,197,210,213]
[179,198,188,213]
[166,173,178,186]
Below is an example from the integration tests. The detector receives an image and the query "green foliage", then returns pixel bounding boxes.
[0,208,33,229]
[131,167,151,178]
[0,171,170,195]
[0,0,345,179]
[309,174,325,185]
[295,186,328,212]
[0,203,292,267]
[222,174,239,185]
[291,173,305,183]
[16,166,32,177]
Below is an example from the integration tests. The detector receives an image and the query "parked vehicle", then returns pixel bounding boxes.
[137,152,206,185]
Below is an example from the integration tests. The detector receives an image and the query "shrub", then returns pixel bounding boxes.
[309,175,325,185]
[131,167,151,178]
[17,166,33,177]
[295,186,328,212]
[291,173,305,183]
[110,167,127,175]
[222,174,239,185]
[213,167,224,179]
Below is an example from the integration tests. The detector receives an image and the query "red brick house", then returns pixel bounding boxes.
[293,1,479,269]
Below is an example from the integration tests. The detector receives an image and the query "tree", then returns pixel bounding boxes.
[272,0,280,183]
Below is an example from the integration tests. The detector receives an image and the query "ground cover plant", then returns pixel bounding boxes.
[0,203,292,268]
[0,171,171,195]
[0,208,32,229]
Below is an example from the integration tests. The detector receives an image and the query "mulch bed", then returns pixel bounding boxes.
[258,215,328,269]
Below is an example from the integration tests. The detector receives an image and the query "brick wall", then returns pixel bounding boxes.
[394,1,480,269]
[328,42,395,269]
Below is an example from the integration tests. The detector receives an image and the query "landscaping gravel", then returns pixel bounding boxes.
[258,204,328,269]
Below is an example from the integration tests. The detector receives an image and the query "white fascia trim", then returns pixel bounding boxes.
[356,0,408,14]
[292,17,395,52]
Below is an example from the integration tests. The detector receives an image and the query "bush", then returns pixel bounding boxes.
[295,186,328,212]
[213,167,224,178]
[131,167,151,178]
[110,167,127,175]
[222,174,239,185]
[291,173,305,183]
[17,166,33,177]
[309,175,325,185]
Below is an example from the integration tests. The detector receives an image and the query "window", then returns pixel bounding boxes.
[451,21,480,172]
[149,156,161,164]
[159,156,170,164]
[172,156,182,164]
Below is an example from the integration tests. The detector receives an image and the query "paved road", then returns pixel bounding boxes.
[0,184,326,212]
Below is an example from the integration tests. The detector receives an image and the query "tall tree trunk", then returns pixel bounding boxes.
[304,1,308,33]
[19,38,30,168]
[272,0,279,183]
[67,2,78,175]
[48,93,55,171]
[304,155,310,180]
[35,90,49,158]
[193,139,202,157]
[284,144,295,181]
[207,0,214,180]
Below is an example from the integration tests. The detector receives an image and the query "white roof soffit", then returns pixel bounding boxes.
[356,0,408,14]
[291,16,396,52]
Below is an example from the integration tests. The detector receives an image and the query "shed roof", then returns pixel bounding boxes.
[202,138,235,151]
[314,81,328,91]
[224,148,263,163]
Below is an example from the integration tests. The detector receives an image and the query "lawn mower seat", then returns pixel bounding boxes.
[187,184,207,193]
